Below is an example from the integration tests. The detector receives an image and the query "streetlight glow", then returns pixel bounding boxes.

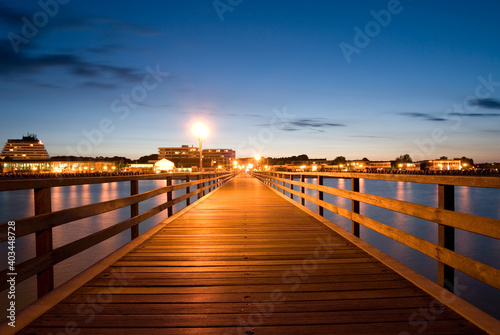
[192,123,209,139]
[254,155,261,161]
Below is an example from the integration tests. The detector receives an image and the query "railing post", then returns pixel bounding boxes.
[130,180,139,240]
[35,187,53,298]
[167,176,173,216]
[281,173,285,195]
[438,184,455,292]
[290,174,293,199]
[202,174,206,196]
[300,175,305,206]
[197,174,202,200]
[351,178,360,237]
[318,175,324,216]
[186,175,191,206]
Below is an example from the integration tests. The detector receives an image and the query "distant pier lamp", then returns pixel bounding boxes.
[254,155,262,170]
[192,123,209,172]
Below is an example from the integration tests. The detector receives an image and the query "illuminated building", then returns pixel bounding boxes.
[1,134,50,160]
[158,145,235,169]
[428,159,463,171]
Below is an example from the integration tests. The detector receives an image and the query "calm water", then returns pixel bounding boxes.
[0,180,190,316]
[1,177,499,320]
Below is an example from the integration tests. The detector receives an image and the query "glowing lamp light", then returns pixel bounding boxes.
[192,122,209,139]
[254,155,261,161]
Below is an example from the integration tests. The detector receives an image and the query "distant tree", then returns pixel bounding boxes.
[297,154,309,160]
[395,154,412,164]
[362,157,369,162]
[460,156,474,167]
[332,156,346,165]
[136,154,159,163]
[439,156,448,160]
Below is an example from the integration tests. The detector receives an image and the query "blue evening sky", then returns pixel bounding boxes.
[1,0,499,162]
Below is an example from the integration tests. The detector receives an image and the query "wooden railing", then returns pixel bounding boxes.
[253,171,500,293]
[0,172,235,297]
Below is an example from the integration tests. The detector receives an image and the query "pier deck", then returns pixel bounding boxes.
[17,174,484,334]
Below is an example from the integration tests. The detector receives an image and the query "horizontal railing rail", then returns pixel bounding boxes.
[253,171,500,294]
[0,172,235,296]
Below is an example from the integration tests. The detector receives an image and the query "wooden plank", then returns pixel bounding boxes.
[34,187,54,298]
[11,173,489,335]
[257,171,500,188]
[18,321,482,335]
[268,174,500,239]
[438,184,455,292]
[266,178,500,290]
[0,172,232,191]
[130,180,139,240]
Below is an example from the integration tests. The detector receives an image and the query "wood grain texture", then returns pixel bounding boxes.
[17,174,485,335]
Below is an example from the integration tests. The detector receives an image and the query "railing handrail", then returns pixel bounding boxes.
[267,171,500,188]
[253,171,500,294]
[0,172,236,296]
[0,172,218,192]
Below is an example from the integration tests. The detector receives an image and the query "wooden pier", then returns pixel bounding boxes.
[5,173,497,334]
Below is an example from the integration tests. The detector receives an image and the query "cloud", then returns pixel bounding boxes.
[255,118,346,133]
[81,81,118,89]
[56,16,164,36]
[448,112,500,118]
[0,5,28,26]
[87,44,126,54]
[0,39,142,82]
[399,112,447,122]
[469,98,500,110]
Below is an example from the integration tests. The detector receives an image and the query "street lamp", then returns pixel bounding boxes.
[192,123,209,172]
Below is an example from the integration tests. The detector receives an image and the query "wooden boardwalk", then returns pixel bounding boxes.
[18,174,484,334]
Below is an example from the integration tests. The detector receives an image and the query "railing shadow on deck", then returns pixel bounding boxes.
[253,171,500,314]
[0,172,236,301]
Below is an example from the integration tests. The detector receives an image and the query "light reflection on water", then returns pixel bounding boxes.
[0,180,187,314]
[0,177,499,320]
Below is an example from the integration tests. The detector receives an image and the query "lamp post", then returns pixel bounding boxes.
[192,123,209,172]
[254,155,261,170]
